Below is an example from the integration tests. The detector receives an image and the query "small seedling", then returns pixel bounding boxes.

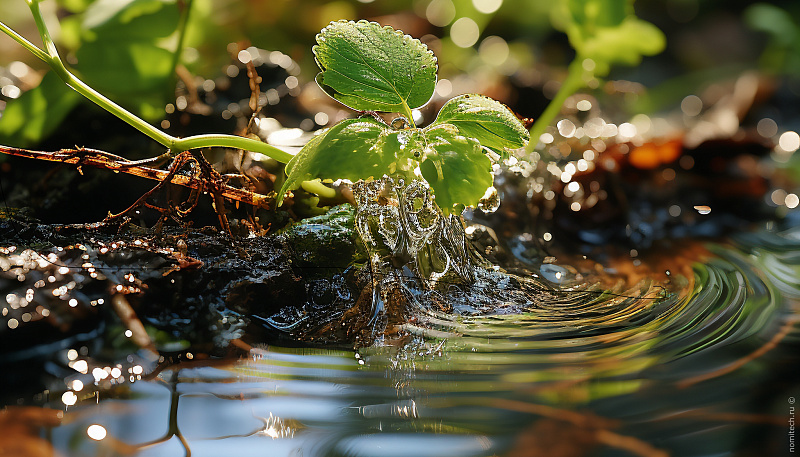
[527,0,665,148]
[279,20,530,215]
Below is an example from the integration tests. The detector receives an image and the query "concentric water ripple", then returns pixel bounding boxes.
[41,227,800,457]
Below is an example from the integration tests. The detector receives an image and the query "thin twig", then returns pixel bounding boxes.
[0,145,274,210]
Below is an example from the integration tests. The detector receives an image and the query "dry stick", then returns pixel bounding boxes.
[190,149,234,235]
[594,429,670,457]
[677,314,800,389]
[246,59,261,115]
[104,150,198,224]
[0,145,274,210]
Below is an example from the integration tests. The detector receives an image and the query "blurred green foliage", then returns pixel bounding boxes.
[0,0,183,146]
[745,3,800,76]
[0,71,82,146]
[2,0,798,150]
[550,0,665,77]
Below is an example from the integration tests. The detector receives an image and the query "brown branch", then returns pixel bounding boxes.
[104,150,198,224]
[595,429,669,457]
[0,145,274,210]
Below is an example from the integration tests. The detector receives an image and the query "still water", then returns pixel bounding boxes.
[37,224,800,457]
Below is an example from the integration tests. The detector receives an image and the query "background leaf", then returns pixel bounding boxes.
[81,0,180,39]
[419,125,493,214]
[745,3,800,75]
[430,94,529,158]
[578,18,665,71]
[313,20,437,113]
[280,118,422,202]
[550,0,664,76]
[74,0,180,121]
[0,72,82,147]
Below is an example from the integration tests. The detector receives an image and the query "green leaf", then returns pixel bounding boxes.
[279,118,423,204]
[550,0,665,76]
[82,0,180,39]
[419,125,493,215]
[75,42,175,94]
[430,94,529,158]
[313,20,437,114]
[73,0,180,121]
[0,72,82,147]
[579,18,665,73]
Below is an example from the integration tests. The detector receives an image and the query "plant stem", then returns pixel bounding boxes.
[175,135,293,162]
[526,58,587,154]
[401,102,416,129]
[2,0,292,163]
[170,0,193,85]
[0,20,49,63]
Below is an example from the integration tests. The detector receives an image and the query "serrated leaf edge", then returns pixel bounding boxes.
[312,19,438,113]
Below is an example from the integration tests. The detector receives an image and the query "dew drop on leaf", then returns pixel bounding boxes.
[478,186,500,214]
[391,117,410,130]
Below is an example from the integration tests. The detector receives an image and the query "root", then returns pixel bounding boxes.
[0,145,275,233]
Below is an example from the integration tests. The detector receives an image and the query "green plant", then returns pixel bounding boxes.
[3,5,529,216]
[745,3,800,76]
[279,20,529,215]
[0,0,291,162]
[527,0,665,150]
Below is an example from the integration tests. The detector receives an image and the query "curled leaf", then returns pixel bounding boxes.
[430,94,529,158]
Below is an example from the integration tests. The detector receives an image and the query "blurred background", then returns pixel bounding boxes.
[1,0,799,147]
[2,3,800,457]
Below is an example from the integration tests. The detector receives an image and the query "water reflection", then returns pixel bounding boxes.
[36,226,800,456]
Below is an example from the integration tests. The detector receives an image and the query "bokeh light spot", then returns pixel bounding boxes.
[450,17,480,48]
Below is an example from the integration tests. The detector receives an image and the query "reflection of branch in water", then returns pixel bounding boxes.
[117,371,192,456]
[677,314,800,388]
[0,407,64,457]
[57,370,192,456]
[654,409,787,427]
[461,398,669,457]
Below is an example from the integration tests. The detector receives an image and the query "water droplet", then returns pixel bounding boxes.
[478,186,500,214]
[391,117,410,130]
